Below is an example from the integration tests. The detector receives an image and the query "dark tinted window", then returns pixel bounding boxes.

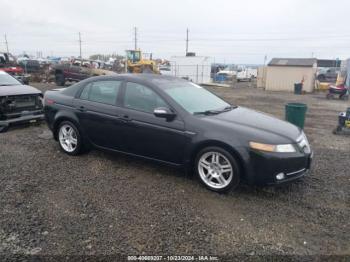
[62,81,87,97]
[80,81,121,105]
[124,82,167,113]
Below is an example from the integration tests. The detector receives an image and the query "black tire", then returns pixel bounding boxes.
[57,121,83,155]
[55,73,65,86]
[194,146,240,193]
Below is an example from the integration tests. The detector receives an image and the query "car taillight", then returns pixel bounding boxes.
[45,98,55,105]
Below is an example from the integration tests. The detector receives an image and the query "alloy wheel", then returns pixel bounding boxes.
[58,124,78,153]
[198,151,233,190]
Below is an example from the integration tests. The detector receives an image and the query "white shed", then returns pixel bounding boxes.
[168,56,212,84]
[265,58,317,93]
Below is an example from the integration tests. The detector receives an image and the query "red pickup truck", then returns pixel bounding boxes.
[52,59,117,86]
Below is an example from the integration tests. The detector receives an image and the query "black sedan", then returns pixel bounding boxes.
[44,75,312,192]
[0,71,44,132]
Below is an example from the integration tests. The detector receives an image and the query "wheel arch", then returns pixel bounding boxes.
[189,140,247,179]
[53,114,81,141]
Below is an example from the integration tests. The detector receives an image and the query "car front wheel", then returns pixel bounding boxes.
[195,147,240,192]
[57,121,82,155]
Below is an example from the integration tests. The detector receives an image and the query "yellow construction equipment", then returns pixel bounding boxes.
[126,50,159,74]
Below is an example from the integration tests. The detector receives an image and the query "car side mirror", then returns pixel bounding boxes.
[154,107,176,121]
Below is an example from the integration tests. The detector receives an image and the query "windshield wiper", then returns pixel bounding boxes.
[193,110,221,115]
[193,105,237,115]
[221,105,237,112]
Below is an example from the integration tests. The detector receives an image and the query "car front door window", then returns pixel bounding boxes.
[124,82,167,113]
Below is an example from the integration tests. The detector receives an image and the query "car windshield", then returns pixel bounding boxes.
[0,72,21,86]
[161,80,231,114]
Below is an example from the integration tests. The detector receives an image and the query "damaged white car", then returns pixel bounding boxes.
[0,71,43,132]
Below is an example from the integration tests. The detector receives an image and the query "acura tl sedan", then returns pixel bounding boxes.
[44,75,312,192]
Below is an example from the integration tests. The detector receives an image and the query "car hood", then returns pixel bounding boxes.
[0,84,42,96]
[204,106,301,143]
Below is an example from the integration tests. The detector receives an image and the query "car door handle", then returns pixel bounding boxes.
[78,106,86,112]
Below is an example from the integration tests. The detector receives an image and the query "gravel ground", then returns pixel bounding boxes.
[0,81,349,260]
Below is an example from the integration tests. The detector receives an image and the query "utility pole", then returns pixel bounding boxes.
[263,55,267,66]
[186,28,189,56]
[4,34,9,53]
[134,27,137,50]
[78,32,82,58]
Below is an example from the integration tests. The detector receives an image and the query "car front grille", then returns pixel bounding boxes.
[0,95,43,119]
[12,96,36,108]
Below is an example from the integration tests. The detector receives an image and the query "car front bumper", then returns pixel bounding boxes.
[0,110,44,132]
[246,149,313,185]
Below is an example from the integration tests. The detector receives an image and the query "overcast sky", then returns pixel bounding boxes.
[1,0,350,64]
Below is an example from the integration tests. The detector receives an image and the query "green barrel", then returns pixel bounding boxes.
[285,103,307,129]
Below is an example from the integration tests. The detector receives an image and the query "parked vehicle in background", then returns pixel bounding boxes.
[211,63,226,79]
[236,67,258,82]
[216,65,237,81]
[0,71,43,132]
[52,58,117,86]
[317,68,339,82]
[326,83,349,100]
[126,50,159,74]
[18,59,40,73]
[44,74,312,192]
[0,52,30,84]
[159,65,172,76]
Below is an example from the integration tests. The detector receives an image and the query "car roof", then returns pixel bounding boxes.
[87,74,187,87]
[119,74,178,81]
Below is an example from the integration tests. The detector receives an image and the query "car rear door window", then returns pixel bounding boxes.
[124,82,167,113]
[80,80,121,105]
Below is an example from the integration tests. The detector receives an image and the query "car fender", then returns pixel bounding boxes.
[183,128,251,178]
[52,109,81,140]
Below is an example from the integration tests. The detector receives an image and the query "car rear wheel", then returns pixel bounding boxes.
[58,121,82,155]
[195,147,240,192]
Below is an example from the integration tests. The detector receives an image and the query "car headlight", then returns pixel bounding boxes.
[297,131,311,154]
[249,142,296,153]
